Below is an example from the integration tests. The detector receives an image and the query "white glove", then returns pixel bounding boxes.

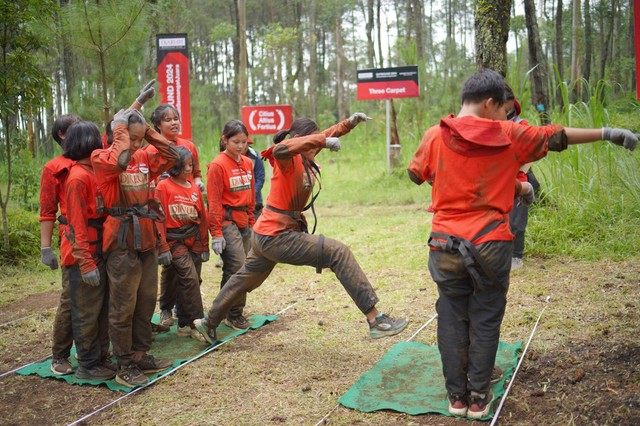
[212,237,226,255]
[158,251,173,266]
[40,247,59,270]
[325,137,341,152]
[348,112,372,126]
[518,182,535,207]
[82,268,101,287]
[602,127,638,151]
[136,79,156,106]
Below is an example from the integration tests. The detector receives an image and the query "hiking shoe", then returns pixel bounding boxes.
[76,365,116,380]
[447,393,468,416]
[115,364,149,388]
[467,390,494,419]
[194,318,217,344]
[101,355,118,372]
[224,315,251,330]
[151,321,170,334]
[177,325,192,337]
[368,313,408,339]
[160,309,174,326]
[50,358,73,375]
[491,366,503,384]
[511,257,523,270]
[136,354,173,374]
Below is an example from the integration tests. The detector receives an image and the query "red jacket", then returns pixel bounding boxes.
[91,124,178,253]
[207,152,255,238]
[145,136,202,181]
[39,155,74,239]
[408,115,564,245]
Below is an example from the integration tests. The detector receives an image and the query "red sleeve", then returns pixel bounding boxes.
[195,186,209,253]
[91,125,131,187]
[190,143,202,180]
[39,163,59,222]
[502,121,564,164]
[206,162,225,238]
[408,126,439,186]
[144,125,178,180]
[154,183,170,254]
[322,118,355,138]
[66,177,96,274]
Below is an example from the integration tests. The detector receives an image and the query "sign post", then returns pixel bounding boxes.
[357,65,420,170]
[635,0,640,99]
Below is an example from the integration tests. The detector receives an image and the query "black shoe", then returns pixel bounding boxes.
[115,364,149,388]
[490,366,503,384]
[368,313,408,339]
[224,315,251,330]
[151,322,170,334]
[76,365,116,380]
[467,390,494,419]
[136,353,173,374]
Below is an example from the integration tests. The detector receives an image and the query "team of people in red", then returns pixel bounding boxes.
[39,71,638,420]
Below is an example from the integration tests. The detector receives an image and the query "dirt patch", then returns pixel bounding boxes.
[0,290,58,326]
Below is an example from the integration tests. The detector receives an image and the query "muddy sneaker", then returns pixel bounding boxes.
[447,392,468,416]
[50,358,73,375]
[116,364,149,388]
[151,321,170,334]
[177,325,192,337]
[467,390,494,419]
[224,315,251,330]
[194,318,217,344]
[136,354,173,374]
[491,366,503,384]
[160,309,174,327]
[76,365,116,380]
[368,313,408,339]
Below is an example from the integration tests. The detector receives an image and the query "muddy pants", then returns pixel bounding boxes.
[52,267,74,360]
[220,223,251,319]
[509,202,528,259]
[159,252,204,328]
[205,231,379,328]
[68,262,110,369]
[428,240,511,396]
[106,248,157,366]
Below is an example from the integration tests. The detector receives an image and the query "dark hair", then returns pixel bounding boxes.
[168,146,193,177]
[63,121,102,160]
[460,69,506,106]
[273,118,319,144]
[128,110,145,127]
[504,84,515,101]
[150,104,180,132]
[219,119,248,150]
[52,114,81,146]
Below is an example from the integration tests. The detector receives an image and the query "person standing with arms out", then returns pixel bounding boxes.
[40,114,80,376]
[194,113,408,344]
[408,69,637,419]
[91,108,178,388]
[61,121,114,380]
[155,146,209,340]
[206,120,255,330]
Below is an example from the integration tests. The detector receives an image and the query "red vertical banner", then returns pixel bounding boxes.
[156,34,192,139]
[635,0,640,99]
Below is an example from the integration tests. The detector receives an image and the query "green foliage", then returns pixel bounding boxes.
[0,205,41,266]
[10,151,42,212]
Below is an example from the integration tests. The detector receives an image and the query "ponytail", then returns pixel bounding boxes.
[273,129,290,144]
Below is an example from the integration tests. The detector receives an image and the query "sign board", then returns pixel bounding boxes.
[241,105,293,135]
[356,65,420,100]
[156,33,192,139]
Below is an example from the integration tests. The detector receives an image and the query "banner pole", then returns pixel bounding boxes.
[386,99,391,171]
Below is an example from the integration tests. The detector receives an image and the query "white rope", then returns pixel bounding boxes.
[0,307,57,329]
[314,313,438,426]
[490,296,551,426]
[66,303,298,426]
[0,354,50,379]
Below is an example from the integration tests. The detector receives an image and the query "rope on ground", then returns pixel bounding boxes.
[66,302,298,426]
[490,296,551,426]
[0,354,51,379]
[0,307,57,329]
[314,313,438,426]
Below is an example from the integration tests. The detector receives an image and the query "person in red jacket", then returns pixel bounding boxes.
[407,69,638,419]
[91,108,178,388]
[60,121,114,380]
[194,114,408,344]
[155,146,209,340]
[39,114,80,375]
[206,119,255,330]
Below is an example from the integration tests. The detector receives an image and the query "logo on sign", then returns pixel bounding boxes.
[247,109,286,132]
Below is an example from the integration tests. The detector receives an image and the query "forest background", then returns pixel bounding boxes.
[0,0,639,266]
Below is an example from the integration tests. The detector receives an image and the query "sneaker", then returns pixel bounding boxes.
[101,355,118,372]
[151,322,170,334]
[194,318,217,344]
[368,313,408,339]
[491,366,503,384]
[177,325,192,337]
[50,358,73,375]
[511,257,523,270]
[115,364,149,388]
[160,309,174,326]
[467,390,494,419]
[76,365,116,380]
[224,315,251,330]
[447,393,468,416]
[135,353,173,374]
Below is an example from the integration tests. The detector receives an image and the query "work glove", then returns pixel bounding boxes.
[158,251,173,266]
[82,268,100,287]
[348,112,372,126]
[136,79,156,106]
[40,247,58,270]
[111,108,131,131]
[518,181,535,207]
[197,181,206,193]
[129,108,147,126]
[325,137,341,152]
[211,237,226,255]
[602,127,639,151]
[201,251,210,262]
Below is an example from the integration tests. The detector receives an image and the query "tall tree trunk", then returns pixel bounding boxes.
[525,0,551,124]
[366,0,375,67]
[582,0,592,95]
[376,0,383,67]
[555,0,565,108]
[308,0,317,120]
[599,0,616,81]
[237,0,247,114]
[475,0,513,75]
[570,0,582,101]
[336,13,346,119]
[412,0,424,63]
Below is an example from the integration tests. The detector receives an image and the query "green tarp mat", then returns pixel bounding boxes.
[339,340,523,420]
[16,313,277,392]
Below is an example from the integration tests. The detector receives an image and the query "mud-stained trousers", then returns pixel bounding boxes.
[204,230,380,328]
[159,252,204,328]
[220,223,252,319]
[52,267,74,360]
[428,240,512,396]
[106,248,157,366]
[68,261,110,369]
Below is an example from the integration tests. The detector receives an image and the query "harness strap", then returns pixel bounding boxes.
[301,157,321,234]
[223,204,249,222]
[265,204,308,233]
[166,224,200,254]
[316,234,325,274]
[107,201,164,251]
